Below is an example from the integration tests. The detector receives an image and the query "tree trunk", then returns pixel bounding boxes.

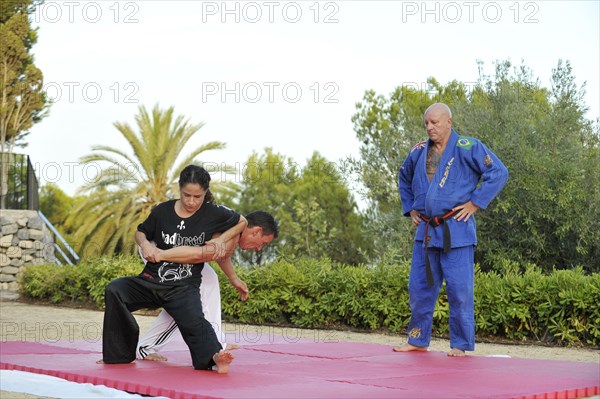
[0,137,15,209]
[1,150,10,209]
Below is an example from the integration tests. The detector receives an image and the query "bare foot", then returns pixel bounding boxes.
[393,343,428,352]
[213,350,234,374]
[448,348,466,357]
[143,353,168,361]
[225,343,240,350]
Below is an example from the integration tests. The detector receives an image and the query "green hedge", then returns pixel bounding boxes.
[19,256,600,346]
[474,260,600,345]
[19,255,142,308]
[218,258,599,346]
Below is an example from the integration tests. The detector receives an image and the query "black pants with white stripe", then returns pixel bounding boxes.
[102,276,222,370]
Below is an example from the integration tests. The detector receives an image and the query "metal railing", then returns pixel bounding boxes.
[0,153,39,210]
[38,211,80,265]
[0,153,78,265]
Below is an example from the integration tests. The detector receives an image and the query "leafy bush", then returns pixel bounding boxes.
[218,257,599,346]
[217,257,413,331]
[19,255,142,308]
[475,261,600,345]
[19,255,599,346]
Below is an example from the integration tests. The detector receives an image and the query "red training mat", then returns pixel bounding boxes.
[1,341,598,399]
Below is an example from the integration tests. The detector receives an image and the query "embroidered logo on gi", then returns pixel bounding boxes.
[439,157,454,188]
[456,137,473,150]
[484,155,493,167]
[408,328,422,339]
[177,221,186,230]
[410,141,427,153]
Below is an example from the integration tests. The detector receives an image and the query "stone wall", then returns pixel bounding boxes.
[0,210,55,291]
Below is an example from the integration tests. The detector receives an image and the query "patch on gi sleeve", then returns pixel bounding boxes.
[456,137,473,150]
[484,154,493,167]
[410,141,427,153]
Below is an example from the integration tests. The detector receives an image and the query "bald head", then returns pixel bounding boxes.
[424,103,453,118]
[424,103,453,145]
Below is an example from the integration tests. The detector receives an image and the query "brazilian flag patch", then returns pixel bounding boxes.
[457,137,473,150]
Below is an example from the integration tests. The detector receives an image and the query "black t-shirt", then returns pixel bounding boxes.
[137,199,240,286]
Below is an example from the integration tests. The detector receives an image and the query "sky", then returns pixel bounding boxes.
[25,0,600,200]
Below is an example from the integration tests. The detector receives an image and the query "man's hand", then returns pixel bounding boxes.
[207,233,240,262]
[452,200,479,222]
[207,235,228,260]
[229,276,249,301]
[409,210,421,227]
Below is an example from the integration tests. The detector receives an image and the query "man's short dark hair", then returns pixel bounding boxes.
[245,211,279,239]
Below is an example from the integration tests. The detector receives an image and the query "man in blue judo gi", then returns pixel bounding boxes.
[394,103,508,356]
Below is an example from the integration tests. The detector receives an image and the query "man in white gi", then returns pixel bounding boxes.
[137,211,278,362]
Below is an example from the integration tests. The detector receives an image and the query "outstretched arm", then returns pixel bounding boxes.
[216,257,249,301]
[154,228,242,264]
[210,215,247,259]
[154,242,219,264]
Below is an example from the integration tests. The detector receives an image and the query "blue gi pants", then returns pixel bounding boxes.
[406,242,475,351]
[102,276,222,369]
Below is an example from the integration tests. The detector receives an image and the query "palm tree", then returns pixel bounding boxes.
[64,104,229,258]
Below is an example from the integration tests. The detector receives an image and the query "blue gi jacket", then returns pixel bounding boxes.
[398,129,508,248]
